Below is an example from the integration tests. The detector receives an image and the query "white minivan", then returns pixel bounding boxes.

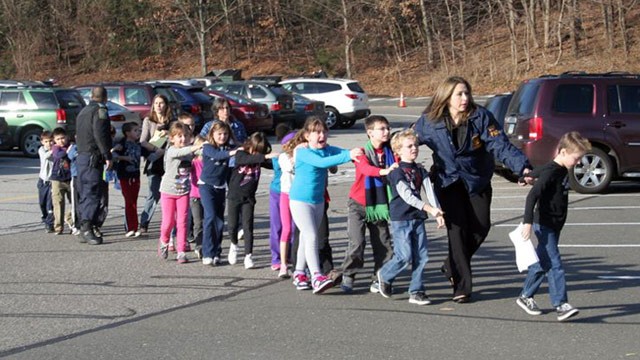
[280,78,370,129]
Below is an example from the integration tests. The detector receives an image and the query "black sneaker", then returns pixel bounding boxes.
[409,292,431,305]
[45,226,55,234]
[516,296,542,315]
[556,303,579,321]
[377,270,392,298]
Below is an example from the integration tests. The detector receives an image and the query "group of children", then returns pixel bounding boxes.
[36,112,588,321]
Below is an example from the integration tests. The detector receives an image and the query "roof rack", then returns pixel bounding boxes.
[539,71,640,79]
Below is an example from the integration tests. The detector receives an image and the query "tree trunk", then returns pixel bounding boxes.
[458,0,466,62]
[616,0,629,58]
[419,0,434,68]
[341,0,351,78]
[569,0,579,58]
[444,0,456,63]
[543,0,550,48]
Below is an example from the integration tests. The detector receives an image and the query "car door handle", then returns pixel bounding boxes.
[607,121,626,128]
[16,114,24,118]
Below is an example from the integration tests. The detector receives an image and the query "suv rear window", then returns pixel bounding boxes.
[248,85,267,99]
[553,84,593,113]
[269,87,289,96]
[507,82,540,116]
[30,91,59,109]
[347,82,365,93]
[55,90,85,108]
[608,85,640,114]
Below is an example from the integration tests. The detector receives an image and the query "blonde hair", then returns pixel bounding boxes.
[391,129,418,155]
[558,131,592,154]
[425,76,477,123]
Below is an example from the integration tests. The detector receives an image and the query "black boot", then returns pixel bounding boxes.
[80,223,102,245]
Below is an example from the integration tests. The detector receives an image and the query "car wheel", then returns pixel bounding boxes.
[324,107,340,129]
[568,147,614,194]
[339,118,356,129]
[21,128,42,158]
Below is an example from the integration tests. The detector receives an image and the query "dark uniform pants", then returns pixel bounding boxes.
[77,153,104,229]
[437,180,492,298]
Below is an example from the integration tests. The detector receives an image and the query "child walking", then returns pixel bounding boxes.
[157,122,202,263]
[50,128,74,235]
[289,116,363,294]
[113,122,155,238]
[227,132,278,269]
[267,124,293,273]
[377,129,445,305]
[199,122,238,266]
[516,131,591,322]
[276,131,299,279]
[37,131,55,233]
[190,136,206,259]
[340,115,397,293]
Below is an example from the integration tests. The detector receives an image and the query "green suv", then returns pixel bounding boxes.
[0,85,85,157]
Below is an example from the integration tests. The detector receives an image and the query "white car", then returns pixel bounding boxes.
[280,78,370,129]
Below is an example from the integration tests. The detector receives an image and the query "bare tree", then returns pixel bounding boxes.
[419,0,435,68]
[174,0,230,75]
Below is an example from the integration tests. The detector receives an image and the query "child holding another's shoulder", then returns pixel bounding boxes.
[377,129,445,305]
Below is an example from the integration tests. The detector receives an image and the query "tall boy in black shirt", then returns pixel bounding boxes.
[516,131,591,322]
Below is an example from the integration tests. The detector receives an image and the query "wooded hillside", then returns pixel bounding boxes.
[1,0,638,95]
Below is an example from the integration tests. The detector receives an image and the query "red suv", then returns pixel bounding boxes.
[505,72,640,193]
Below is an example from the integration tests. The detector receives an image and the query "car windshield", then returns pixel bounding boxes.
[507,82,540,116]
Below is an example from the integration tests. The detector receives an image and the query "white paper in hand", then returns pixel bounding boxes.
[509,223,539,272]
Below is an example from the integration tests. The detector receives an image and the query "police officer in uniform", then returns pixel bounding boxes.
[76,86,112,245]
[415,76,531,303]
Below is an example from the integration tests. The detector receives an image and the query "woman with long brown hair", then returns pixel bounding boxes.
[414,76,531,303]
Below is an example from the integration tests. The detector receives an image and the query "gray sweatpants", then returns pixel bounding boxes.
[290,200,325,276]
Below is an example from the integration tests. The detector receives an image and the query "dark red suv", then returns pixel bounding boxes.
[505,72,640,193]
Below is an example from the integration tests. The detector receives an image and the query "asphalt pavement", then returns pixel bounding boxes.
[0,99,639,359]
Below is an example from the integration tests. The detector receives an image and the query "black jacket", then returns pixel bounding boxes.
[76,101,112,161]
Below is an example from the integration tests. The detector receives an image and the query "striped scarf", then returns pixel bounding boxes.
[364,140,395,222]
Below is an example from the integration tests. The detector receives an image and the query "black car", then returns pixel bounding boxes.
[168,85,215,133]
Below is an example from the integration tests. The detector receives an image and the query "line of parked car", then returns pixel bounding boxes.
[484,71,640,194]
[0,77,372,158]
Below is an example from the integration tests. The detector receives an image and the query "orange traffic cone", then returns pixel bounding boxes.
[398,92,406,108]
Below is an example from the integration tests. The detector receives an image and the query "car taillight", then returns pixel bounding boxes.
[110,114,126,122]
[529,117,543,141]
[56,109,67,124]
[191,104,202,114]
[345,94,358,100]
[304,104,314,112]
[271,103,281,111]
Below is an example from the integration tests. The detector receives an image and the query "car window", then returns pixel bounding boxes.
[55,90,85,108]
[347,82,365,93]
[0,91,27,109]
[316,83,341,93]
[154,87,177,103]
[189,91,213,103]
[269,86,289,96]
[608,85,640,114]
[172,89,186,102]
[249,85,267,99]
[104,88,120,103]
[77,88,92,103]
[124,87,149,105]
[507,82,540,115]
[553,84,593,113]
[30,91,59,110]
[225,84,246,96]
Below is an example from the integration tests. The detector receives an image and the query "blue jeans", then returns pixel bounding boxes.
[140,173,161,227]
[521,223,567,307]
[379,219,428,294]
[200,184,226,259]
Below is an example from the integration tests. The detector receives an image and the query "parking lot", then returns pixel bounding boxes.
[0,99,639,359]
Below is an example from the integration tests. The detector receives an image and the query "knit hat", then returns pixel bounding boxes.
[281,131,296,145]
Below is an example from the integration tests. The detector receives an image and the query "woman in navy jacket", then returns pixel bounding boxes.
[414,76,531,303]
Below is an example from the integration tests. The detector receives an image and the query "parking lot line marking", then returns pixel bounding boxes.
[597,276,640,279]
[495,222,640,227]
[493,206,640,211]
[495,193,640,199]
[0,195,37,202]
[560,245,640,248]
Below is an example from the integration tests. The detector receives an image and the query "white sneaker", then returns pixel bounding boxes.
[125,230,136,238]
[244,254,255,269]
[213,256,221,265]
[202,257,213,266]
[228,243,238,265]
[238,228,244,240]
